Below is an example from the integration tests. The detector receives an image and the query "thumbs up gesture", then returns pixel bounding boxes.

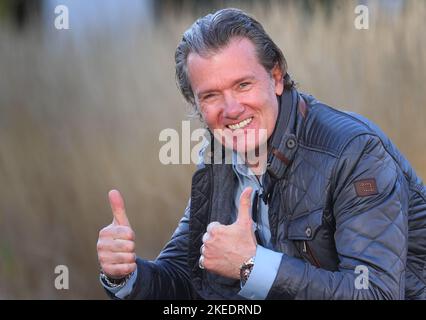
[97,190,137,279]
[200,187,257,279]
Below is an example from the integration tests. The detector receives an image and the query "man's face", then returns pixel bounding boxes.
[187,37,284,154]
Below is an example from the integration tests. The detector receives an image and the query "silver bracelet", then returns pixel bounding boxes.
[100,270,134,288]
[240,256,255,288]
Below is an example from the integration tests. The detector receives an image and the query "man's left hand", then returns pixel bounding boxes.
[200,187,257,279]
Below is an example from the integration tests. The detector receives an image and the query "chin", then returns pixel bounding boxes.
[233,140,257,153]
[214,127,268,153]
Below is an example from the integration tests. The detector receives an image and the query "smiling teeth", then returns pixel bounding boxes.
[227,117,253,130]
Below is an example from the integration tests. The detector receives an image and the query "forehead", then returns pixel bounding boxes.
[187,37,265,94]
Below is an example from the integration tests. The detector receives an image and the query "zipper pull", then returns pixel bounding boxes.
[252,190,259,224]
[252,190,261,244]
[302,241,307,253]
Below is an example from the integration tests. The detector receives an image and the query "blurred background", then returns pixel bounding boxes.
[0,0,424,299]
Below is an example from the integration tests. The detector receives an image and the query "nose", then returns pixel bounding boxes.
[223,93,244,119]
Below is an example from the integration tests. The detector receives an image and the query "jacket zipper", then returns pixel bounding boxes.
[302,241,321,268]
[252,190,262,244]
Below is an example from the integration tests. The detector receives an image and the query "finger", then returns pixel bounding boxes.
[97,239,135,253]
[102,263,137,278]
[108,189,131,227]
[236,187,253,224]
[99,225,135,241]
[207,221,221,233]
[99,252,136,265]
[202,232,210,243]
[198,255,205,269]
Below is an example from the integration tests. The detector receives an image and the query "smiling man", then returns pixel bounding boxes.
[187,36,282,175]
[97,8,426,300]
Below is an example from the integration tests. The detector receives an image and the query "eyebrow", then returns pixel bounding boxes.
[197,75,256,98]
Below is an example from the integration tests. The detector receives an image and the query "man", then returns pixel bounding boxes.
[97,8,426,299]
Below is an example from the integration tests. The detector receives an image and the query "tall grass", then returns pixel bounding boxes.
[0,1,424,298]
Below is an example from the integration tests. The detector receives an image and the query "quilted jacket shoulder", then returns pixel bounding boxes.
[298,96,378,157]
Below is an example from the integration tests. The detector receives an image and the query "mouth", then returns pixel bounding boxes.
[226,117,253,130]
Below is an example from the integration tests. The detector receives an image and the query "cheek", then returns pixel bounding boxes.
[260,97,278,134]
[267,103,278,125]
[266,114,276,134]
[254,93,276,117]
[201,107,220,128]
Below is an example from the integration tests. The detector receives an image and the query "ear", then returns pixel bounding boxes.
[271,63,284,96]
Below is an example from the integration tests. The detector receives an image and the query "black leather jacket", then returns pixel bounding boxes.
[120,89,425,300]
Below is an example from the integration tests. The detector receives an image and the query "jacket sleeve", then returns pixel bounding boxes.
[267,134,408,299]
[123,200,197,299]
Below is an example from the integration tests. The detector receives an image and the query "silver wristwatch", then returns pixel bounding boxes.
[100,270,134,288]
[240,256,255,287]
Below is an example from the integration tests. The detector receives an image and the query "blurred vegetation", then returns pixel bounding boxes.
[0,0,424,299]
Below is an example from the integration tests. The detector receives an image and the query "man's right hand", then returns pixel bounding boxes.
[97,189,137,279]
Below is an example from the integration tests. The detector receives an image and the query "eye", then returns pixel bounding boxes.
[202,93,216,102]
[239,82,251,89]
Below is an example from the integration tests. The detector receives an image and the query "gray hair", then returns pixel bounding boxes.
[175,8,294,118]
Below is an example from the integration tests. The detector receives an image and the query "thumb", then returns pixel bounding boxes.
[236,187,253,225]
[108,189,130,227]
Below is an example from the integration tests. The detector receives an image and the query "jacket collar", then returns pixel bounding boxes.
[266,88,300,180]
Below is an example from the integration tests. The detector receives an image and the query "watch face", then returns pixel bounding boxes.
[240,257,255,286]
[245,257,255,268]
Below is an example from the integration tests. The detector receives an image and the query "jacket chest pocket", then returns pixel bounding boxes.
[287,209,324,268]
